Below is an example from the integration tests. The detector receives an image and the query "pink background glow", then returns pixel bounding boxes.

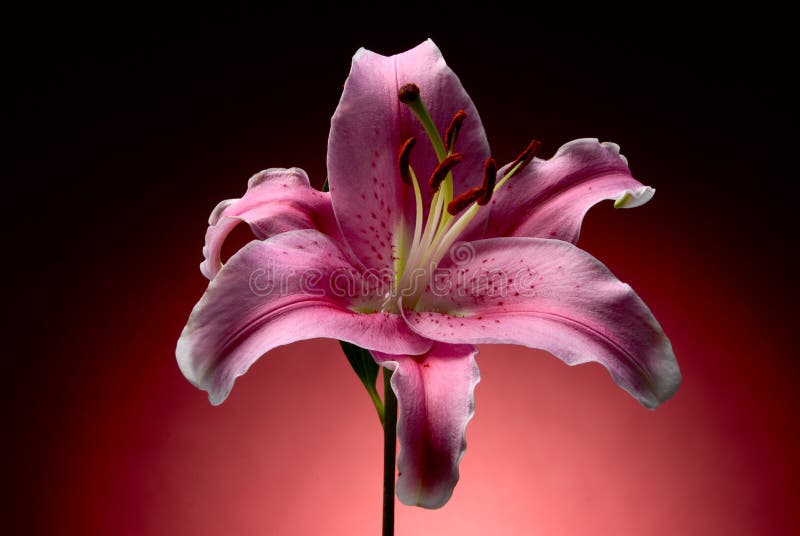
[9,23,796,535]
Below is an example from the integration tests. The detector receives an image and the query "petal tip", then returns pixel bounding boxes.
[601,141,621,153]
[176,321,244,408]
[614,186,655,208]
[208,198,235,226]
[556,138,631,168]
[398,491,453,510]
[387,344,479,510]
[420,37,442,56]
[247,167,310,189]
[600,141,629,166]
[555,137,599,158]
[199,258,219,280]
[208,387,230,407]
[651,353,682,408]
[629,330,681,410]
[176,326,206,392]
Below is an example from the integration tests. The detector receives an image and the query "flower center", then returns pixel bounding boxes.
[387,83,540,311]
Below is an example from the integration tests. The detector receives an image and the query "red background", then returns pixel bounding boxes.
[8,19,797,535]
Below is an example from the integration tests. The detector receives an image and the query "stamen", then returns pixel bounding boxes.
[431,143,536,270]
[445,110,467,153]
[447,187,482,215]
[398,83,421,104]
[398,137,416,185]
[428,153,464,191]
[506,139,542,176]
[477,158,497,205]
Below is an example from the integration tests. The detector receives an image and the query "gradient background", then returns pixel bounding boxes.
[7,18,797,535]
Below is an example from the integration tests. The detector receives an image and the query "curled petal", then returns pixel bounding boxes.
[201,168,341,280]
[372,343,480,509]
[486,139,654,243]
[178,230,432,405]
[327,39,490,271]
[406,238,680,409]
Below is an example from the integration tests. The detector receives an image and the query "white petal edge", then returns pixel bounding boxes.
[614,186,656,208]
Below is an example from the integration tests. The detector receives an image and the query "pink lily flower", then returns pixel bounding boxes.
[177,40,680,509]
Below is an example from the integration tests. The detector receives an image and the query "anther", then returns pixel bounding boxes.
[398,83,421,104]
[477,158,497,205]
[398,137,416,185]
[445,110,467,153]
[428,153,464,191]
[447,187,482,215]
[507,139,542,175]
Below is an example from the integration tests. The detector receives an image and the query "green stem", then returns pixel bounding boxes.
[368,384,385,427]
[382,368,397,536]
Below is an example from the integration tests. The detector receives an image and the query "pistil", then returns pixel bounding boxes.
[398,84,447,160]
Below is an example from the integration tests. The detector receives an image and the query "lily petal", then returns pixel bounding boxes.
[201,168,341,280]
[327,39,490,271]
[405,238,680,409]
[178,229,432,405]
[372,342,480,509]
[486,139,654,243]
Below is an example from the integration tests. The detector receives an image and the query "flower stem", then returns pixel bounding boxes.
[382,367,397,536]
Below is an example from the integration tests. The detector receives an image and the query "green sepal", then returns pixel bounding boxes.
[339,341,385,426]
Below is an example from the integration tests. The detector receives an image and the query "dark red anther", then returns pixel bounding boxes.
[398,83,420,103]
[507,139,542,175]
[477,158,497,205]
[398,137,416,185]
[428,153,464,191]
[445,110,467,153]
[447,186,483,215]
